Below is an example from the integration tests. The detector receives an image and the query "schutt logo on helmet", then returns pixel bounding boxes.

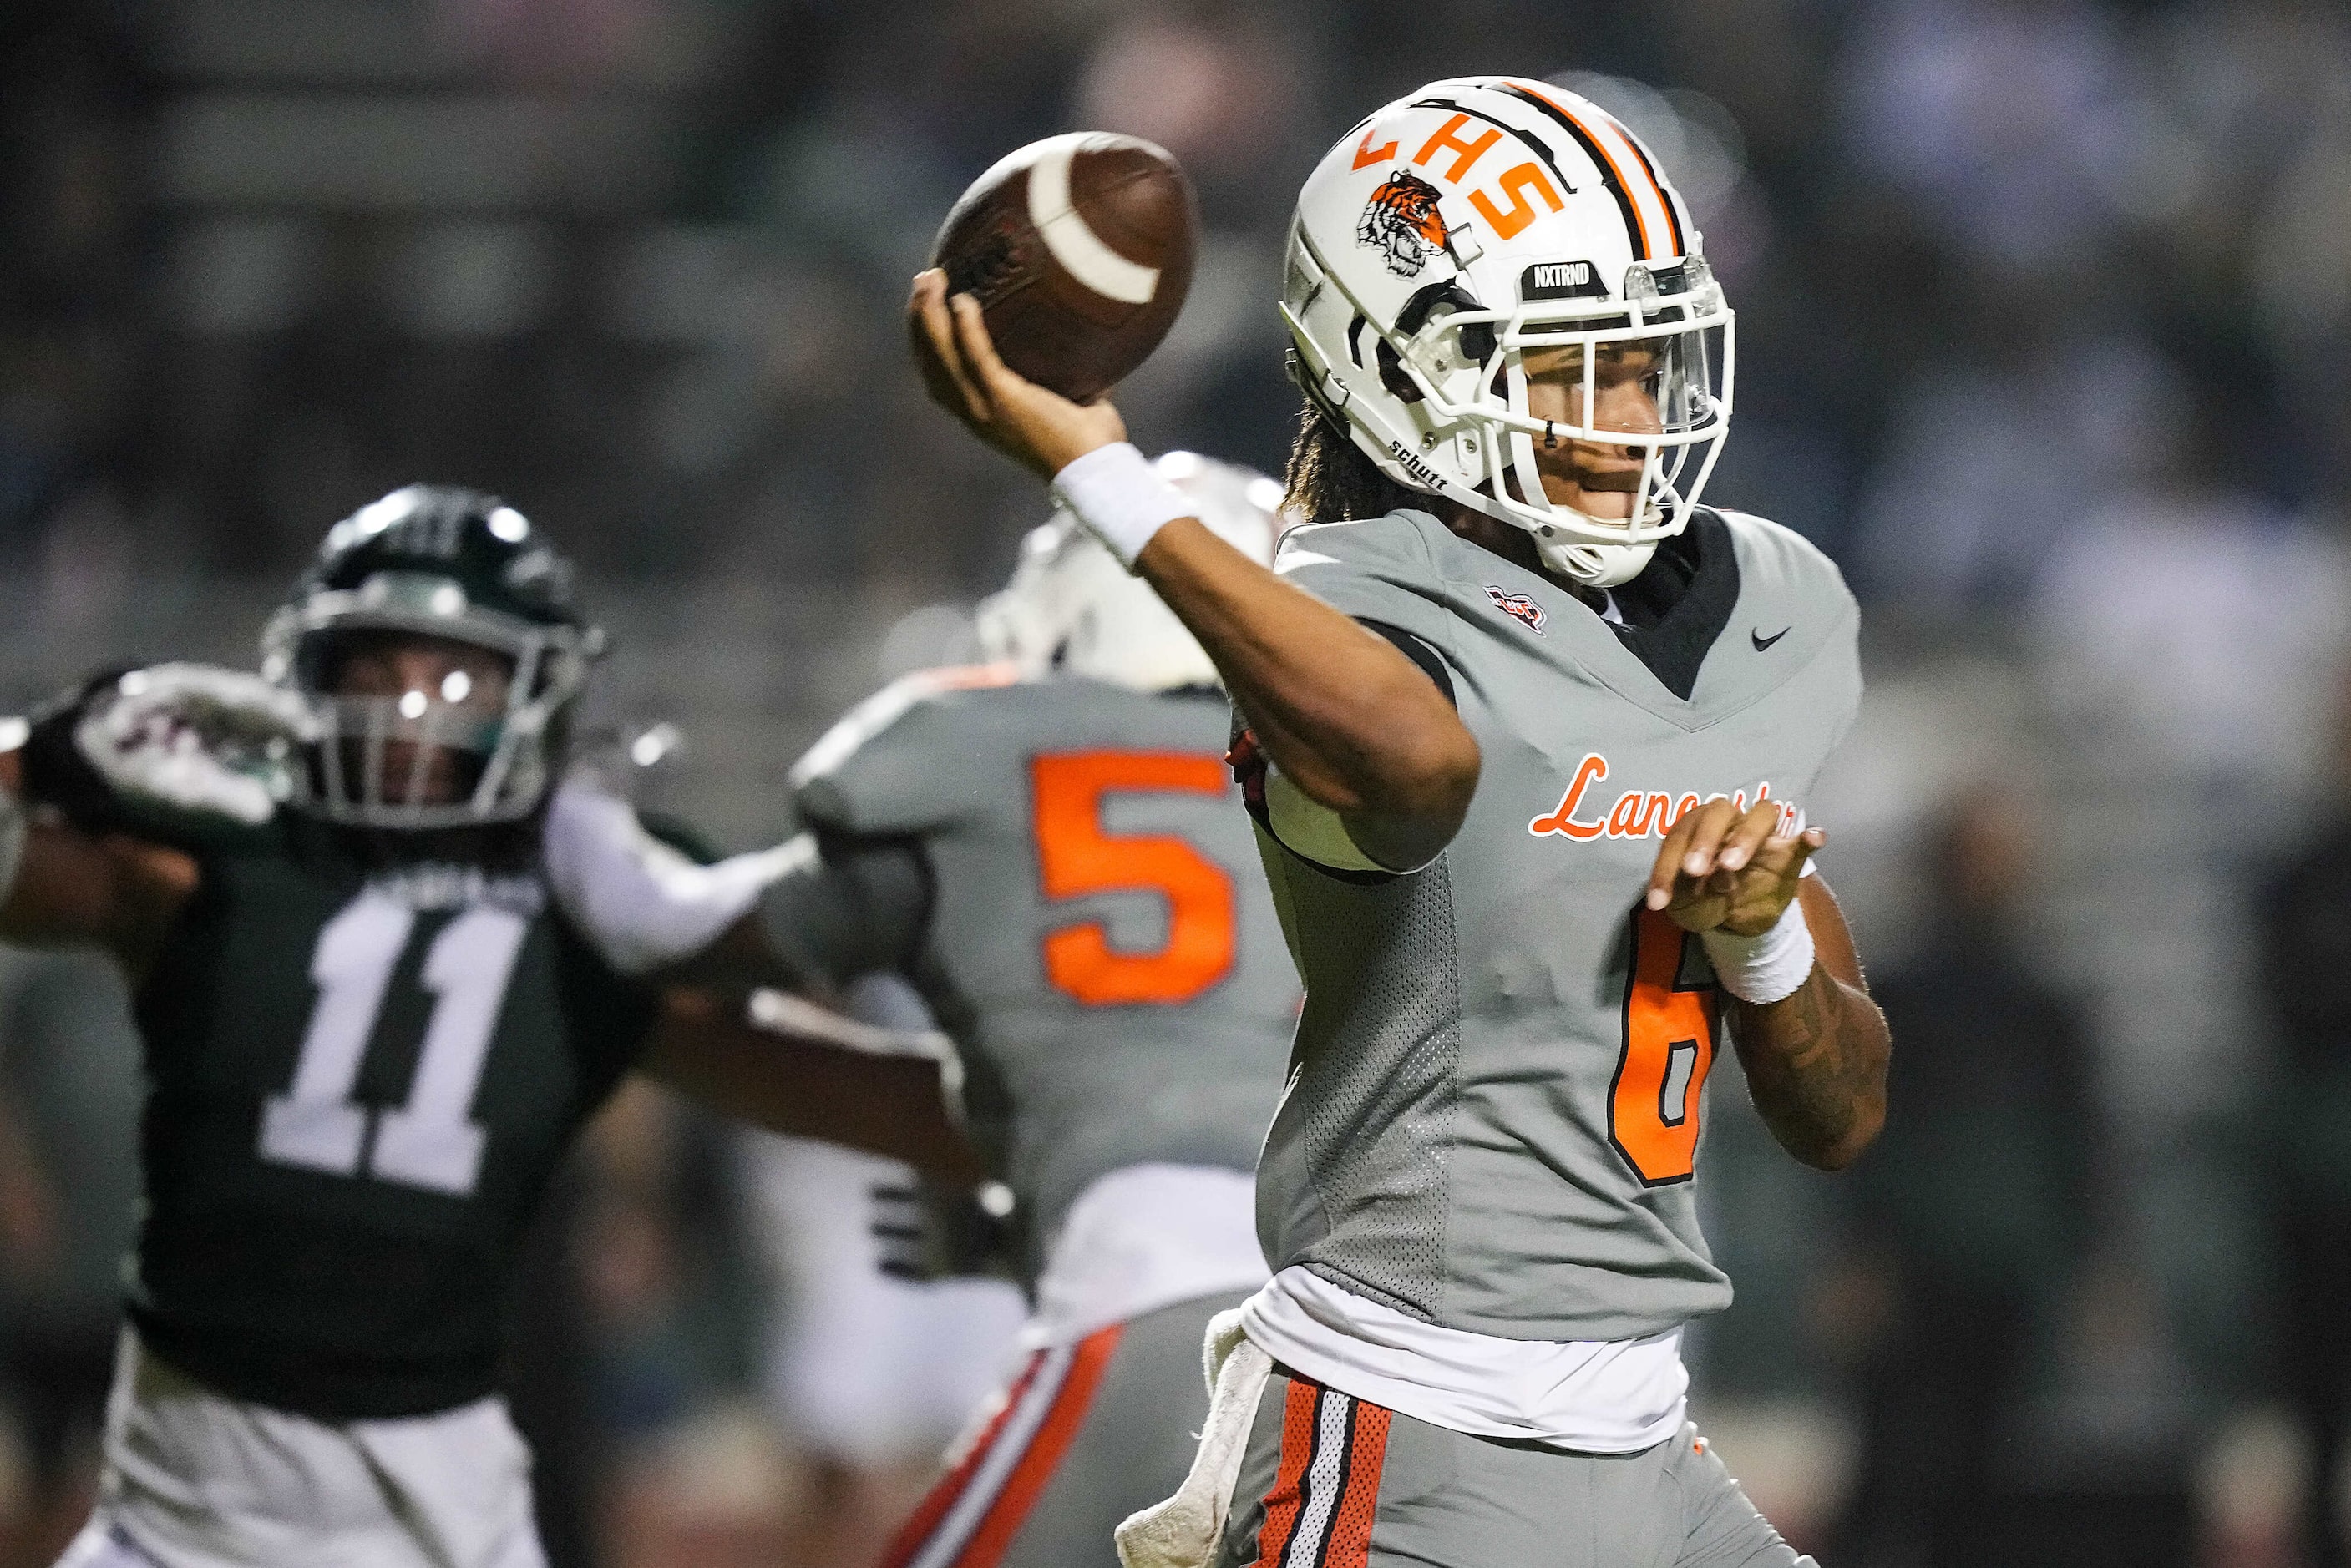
[1355,169,1448,279]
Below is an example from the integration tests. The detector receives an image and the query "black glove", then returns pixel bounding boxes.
[870,1176,1021,1282]
[18,666,140,832]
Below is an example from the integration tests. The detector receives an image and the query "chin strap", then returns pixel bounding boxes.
[1537,532,1657,589]
[1528,490,1690,587]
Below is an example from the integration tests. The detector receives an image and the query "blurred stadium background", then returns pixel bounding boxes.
[2,0,2348,1564]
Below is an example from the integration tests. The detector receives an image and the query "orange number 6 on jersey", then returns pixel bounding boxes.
[1609,904,1720,1186]
[1031,751,1237,1006]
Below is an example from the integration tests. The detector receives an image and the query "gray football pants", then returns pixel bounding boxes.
[1212,1368,1816,1568]
[882,1290,1252,1568]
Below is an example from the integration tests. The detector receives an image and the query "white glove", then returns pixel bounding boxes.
[74,664,317,825]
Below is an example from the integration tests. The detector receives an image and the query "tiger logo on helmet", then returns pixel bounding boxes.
[1355,169,1448,278]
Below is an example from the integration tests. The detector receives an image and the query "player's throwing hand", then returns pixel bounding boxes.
[1644,797,1827,938]
[907,269,1125,479]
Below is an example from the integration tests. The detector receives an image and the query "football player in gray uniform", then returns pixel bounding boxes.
[0,486,975,1568]
[911,77,1890,1568]
[758,452,1303,1568]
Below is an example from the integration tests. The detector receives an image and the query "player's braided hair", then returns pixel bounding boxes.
[1282,399,1416,525]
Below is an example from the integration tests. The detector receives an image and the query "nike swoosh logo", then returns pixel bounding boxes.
[1751,626,1790,651]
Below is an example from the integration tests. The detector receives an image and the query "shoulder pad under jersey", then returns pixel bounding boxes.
[1714,508,1863,749]
[1715,510,1860,659]
[1715,509,1856,609]
[787,664,1023,837]
[1271,510,1461,652]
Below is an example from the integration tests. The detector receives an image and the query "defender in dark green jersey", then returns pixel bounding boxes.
[0,487,972,1568]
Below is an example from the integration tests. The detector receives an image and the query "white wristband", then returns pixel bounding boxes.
[1050,443,1191,569]
[1699,898,1816,1005]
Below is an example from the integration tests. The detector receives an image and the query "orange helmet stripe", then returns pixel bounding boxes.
[1506,82,1676,261]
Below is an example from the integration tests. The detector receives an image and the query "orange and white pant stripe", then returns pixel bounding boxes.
[879,1323,1124,1568]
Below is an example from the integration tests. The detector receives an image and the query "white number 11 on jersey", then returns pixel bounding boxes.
[258,887,528,1196]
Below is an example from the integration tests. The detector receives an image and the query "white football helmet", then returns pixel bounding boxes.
[1283,76,1735,587]
[977,451,1283,691]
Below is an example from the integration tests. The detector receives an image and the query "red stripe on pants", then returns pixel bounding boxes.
[878,1352,1055,1568]
[1253,1379,1322,1566]
[1320,1401,1392,1568]
[950,1323,1122,1568]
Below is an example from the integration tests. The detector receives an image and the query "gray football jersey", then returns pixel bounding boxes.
[769,669,1300,1285]
[1252,508,1862,1343]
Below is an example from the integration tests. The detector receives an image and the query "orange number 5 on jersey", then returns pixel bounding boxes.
[1030,751,1238,1006]
[1609,903,1720,1186]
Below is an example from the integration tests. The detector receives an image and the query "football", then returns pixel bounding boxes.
[929,132,1198,403]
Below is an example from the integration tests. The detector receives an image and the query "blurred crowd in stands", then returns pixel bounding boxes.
[3,0,2349,1565]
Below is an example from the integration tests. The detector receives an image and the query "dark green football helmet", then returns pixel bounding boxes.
[260,484,606,829]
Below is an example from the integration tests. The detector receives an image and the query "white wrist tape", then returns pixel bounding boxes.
[1699,898,1816,1005]
[1051,442,1192,568]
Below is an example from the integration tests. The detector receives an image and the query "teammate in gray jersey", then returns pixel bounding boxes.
[912,76,1891,1568]
[758,453,1303,1568]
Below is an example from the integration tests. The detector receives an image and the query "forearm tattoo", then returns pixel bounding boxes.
[1729,962,1888,1167]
